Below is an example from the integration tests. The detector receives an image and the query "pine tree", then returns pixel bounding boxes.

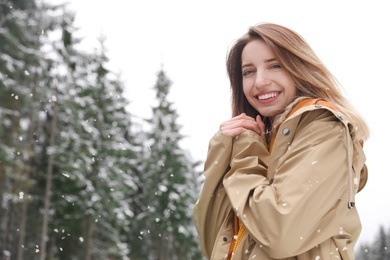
[1,1,143,258]
[0,0,53,258]
[37,13,140,259]
[1,1,204,259]
[72,35,139,260]
[356,224,390,260]
[371,225,390,260]
[132,69,203,259]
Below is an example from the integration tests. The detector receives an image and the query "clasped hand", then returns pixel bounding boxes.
[219,113,267,142]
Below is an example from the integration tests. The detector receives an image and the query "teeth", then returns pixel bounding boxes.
[258,92,278,100]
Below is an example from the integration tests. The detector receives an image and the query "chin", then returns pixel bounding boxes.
[259,108,283,118]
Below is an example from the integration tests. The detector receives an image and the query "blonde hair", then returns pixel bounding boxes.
[226,22,369,141]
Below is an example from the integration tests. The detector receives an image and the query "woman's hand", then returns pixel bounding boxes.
[219,113,267,142]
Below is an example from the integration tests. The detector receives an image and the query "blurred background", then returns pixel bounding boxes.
[1,0,389,259]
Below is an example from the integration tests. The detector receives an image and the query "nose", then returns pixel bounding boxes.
[254,71,271,88]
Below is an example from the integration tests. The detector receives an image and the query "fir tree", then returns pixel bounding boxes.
[132,69,203,259]
[356,224,390,260]
[39,14,139,259]
[0,0,53,258]
[1,1,205,259]
[1,1,143,258]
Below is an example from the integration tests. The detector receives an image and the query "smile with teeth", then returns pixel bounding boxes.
[257,92,279,100]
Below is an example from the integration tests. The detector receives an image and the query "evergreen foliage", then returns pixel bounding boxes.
[131,69,203,259]
[356,224,390,260]
[0,0,52,258]
[0,0,203,259]
[1,1,388,260]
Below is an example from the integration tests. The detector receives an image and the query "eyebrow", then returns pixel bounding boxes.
[241,58,278,69]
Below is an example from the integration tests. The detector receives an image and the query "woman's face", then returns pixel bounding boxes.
[241,39,297,120]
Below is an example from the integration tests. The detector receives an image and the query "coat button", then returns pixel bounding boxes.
[223,237,228,242]
[282,128,290,135]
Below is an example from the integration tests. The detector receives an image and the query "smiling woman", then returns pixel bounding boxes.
[58,0,390,252]
[241,39,297,120]
[193,22,369,260]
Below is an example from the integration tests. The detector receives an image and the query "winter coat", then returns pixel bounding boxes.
[193,98,368,259]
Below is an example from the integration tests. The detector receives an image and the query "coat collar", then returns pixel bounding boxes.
[288,98,337,117]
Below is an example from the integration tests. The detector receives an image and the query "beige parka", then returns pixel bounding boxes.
[193,99,368,259]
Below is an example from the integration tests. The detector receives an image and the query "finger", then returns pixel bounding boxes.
[220,119,260,135]
[221,127,249,137]
[221,119,258,131]
[256,115,267,142]
[233,113,256,121]
[221,113,257,128]
[256,115,266,133]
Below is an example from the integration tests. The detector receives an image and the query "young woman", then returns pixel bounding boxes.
[193,22,369,259]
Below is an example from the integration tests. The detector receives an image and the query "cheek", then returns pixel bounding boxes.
[287,86,297,98]
[284,79,297,99]
[242,82,252,99]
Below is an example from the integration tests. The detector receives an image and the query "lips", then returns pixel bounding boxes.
[257,92,279,100]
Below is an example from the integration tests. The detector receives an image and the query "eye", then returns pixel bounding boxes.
[242,69,254,76]
[270,63,282,69]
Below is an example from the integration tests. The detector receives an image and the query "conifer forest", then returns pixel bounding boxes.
[0,0,389,259]
[0,0,204,259]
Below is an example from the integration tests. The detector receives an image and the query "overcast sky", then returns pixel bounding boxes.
[58,0,390,246]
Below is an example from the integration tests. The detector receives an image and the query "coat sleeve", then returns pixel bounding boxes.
[193,131,234,258]
[223,110,354,259]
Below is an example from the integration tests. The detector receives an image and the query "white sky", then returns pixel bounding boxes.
[59,0,390,246]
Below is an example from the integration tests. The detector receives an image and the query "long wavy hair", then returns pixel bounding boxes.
[226,22,369,141]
